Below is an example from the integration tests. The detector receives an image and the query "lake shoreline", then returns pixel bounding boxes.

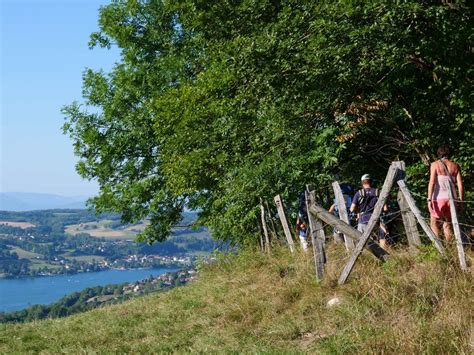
[0,263,190,280]
[0,266,182,313]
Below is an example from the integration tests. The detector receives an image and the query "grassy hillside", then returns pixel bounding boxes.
[1,245,472,353]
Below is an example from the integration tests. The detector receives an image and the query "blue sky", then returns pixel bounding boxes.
[1,0,119,196]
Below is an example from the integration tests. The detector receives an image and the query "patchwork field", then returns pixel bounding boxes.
[29,262,61,271]
[0,221,35,229]
[64,220,147,240]
[62,255,105,262]
[8,246,42,259]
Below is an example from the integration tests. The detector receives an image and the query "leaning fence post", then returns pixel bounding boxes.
[338,162,399,285]
[396,180,445,255]
[397,191,421,249]
[308,202,389,261]
[305,190,325,280]
[260,198,271,254]
[256,217,265,252]
[394,161,421,249]
[332,181,355,251]
[274,194,295,253]
[445,180,467,271]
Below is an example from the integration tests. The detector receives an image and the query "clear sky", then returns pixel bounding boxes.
[1,0,119,196]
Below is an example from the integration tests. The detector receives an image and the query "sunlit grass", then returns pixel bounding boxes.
[1,244,472,353]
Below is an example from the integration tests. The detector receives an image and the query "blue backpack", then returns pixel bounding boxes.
[333,183,354,215]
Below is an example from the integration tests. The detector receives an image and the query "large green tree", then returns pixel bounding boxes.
[63,0,472,245]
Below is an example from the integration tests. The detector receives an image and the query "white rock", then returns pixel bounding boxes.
[327,297,342,307]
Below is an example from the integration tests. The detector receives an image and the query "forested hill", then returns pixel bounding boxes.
[62,1,472,247]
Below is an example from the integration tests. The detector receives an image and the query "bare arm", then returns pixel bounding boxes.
[350,191,359,213]
[328,204,336,214]
[427,162,437,200]
[456,165,464,201]
[350,203,357,213]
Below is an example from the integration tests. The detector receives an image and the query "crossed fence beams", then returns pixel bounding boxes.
[264,160,466,285]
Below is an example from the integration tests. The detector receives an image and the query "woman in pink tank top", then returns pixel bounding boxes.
[427,145,464,242]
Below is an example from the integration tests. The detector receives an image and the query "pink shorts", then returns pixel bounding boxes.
[429,199,451,220]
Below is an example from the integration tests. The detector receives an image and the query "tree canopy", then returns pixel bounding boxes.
[63,0,472,245]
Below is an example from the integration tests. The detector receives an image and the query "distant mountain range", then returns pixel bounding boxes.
[0,192,89,211]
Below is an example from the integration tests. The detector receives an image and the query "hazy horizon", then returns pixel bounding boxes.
[0,191,92,198]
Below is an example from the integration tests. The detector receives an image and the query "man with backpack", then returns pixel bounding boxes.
[350,174,389,250]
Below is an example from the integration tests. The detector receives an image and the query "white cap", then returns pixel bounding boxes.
[361,174,371,182]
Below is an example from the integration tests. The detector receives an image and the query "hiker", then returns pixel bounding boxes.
[379,193,401,245]
[296,220,308,252]
[427,144,464,242]
[350,174,389,250]
[295,190,309,252]
[328,183,354,243]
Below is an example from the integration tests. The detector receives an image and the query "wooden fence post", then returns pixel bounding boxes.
[396,180,445,255]
[397,190,421,249]
[305,191,325,280]
[308,202,389,261]
[274,194,295,253]
[394,161,421,249]
[256,217,265,252]
[260,198,271,254]
[445,180,467,271]
[332,181,355,251]
[338,162,399,285]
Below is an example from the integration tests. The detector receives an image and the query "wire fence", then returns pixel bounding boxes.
[261,159,473,283]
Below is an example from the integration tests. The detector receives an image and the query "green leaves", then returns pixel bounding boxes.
[63,0,473,245]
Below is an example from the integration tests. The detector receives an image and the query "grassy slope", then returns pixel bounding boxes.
[1,244,472,353]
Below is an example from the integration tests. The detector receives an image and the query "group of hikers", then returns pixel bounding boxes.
[295,144,465,252]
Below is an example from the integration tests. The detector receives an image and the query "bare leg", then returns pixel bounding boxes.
[431,217,441,238]
[442,222,453,242]
[379,239,389,251]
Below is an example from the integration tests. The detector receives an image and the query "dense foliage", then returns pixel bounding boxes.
[63,1,473,245]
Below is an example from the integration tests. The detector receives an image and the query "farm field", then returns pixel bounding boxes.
[0,221,35,229]
[29,262,61,271]
[64,220,147,240]
[62,255,105,263]
[64,219,207,242]
[7,246,104,271]
[8,246,42,260]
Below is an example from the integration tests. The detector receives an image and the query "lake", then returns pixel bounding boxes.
[0,267,178,313]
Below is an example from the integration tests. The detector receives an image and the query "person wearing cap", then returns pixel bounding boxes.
[350,174,389,250]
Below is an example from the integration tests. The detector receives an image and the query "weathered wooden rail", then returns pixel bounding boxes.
[258,160,467,285]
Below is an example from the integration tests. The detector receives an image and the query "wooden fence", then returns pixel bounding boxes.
[257,160,468,285]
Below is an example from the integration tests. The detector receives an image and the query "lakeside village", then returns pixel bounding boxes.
[121,268,198,296]
[0,225,204,279]
[86,268,199,304]
[35,252,193,277]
